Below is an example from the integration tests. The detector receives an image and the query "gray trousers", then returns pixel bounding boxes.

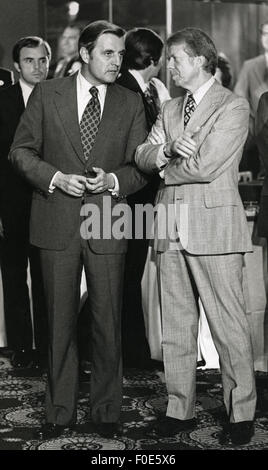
[40,228,125,426]
[157,250,256,423]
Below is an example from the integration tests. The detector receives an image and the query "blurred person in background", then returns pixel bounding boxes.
[235,21,268,177]
[50,23,82,78]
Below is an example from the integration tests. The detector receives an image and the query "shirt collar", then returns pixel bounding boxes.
[190,76,215,106]
[19,78,34,106]
[128,69,148,93]
[77,70,107,100]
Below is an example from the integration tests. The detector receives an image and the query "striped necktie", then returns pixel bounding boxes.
[184,93,196,128]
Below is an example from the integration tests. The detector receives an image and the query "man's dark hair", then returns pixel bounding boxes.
[167,27,218,75]
[12,36,52,64]
[217,55,232,89]
[123,28,163,70]
[78,20,125,56]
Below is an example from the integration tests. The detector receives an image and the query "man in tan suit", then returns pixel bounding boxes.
[135,27,256,446]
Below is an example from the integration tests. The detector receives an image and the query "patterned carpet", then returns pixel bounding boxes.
[0,352,268,451]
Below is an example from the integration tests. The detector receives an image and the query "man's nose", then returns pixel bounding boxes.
[33,61,40,71]
[113,54,122,67]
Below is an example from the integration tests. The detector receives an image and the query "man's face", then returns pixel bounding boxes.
[82,33,125,85]
[15,45,49,86]
[261,24,268,52]
[60,26,80,58]
[167,42,200,89]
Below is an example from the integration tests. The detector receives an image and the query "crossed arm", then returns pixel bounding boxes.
[135,97,250,185]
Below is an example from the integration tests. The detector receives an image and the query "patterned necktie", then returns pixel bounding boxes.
[184,93,196,128]
[80,86,101,161]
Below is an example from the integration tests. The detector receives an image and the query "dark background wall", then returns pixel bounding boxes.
[173,1,268,82]
[1,0,268,93]
[0,0,46,71]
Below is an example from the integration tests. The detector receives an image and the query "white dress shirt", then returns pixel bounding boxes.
[50,71,119,194]
[128,69,148,93]
[128,69,171,104]
[19,78,34,107]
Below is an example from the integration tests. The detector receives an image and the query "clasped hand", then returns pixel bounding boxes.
[54,167,113,197]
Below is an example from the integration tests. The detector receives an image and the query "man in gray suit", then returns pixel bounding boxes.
[10,20,147,440]
[135,27,256,446]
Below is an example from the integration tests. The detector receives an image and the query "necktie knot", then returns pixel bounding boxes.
[184,93,196,128]
[90,86,99,101]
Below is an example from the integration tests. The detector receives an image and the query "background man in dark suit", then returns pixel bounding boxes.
[0,36,51,369]
[117,28,169,369]
[256,91,268,239]
[0,67,14,89]
[117,28,169,131]
[255,91,268,410]
[235,22,268,177]
[10,20,147,440]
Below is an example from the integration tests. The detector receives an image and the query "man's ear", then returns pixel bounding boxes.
[79,46,89,64]
[197,55,206,69]
[14,62,20,73]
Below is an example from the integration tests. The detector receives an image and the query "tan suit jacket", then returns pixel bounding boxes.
[135,80,252,255]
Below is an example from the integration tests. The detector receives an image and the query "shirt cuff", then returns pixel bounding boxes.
[108,172,119,196]
[157,145,169,178]
[48,171,60,193]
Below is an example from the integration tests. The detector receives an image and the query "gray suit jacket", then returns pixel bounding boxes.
[10,74,148,252]
[135,80,252,255]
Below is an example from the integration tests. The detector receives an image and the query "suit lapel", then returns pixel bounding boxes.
[54,74,85,164]
[89,84,124,167]
[186,81,226,134]
[168,81,227,141]
[168,97,184,140]
[14,82,25,113]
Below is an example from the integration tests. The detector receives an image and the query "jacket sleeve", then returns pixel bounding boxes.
[135,100,170,174]
[9,83,59,193]
[113,93,149,197]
